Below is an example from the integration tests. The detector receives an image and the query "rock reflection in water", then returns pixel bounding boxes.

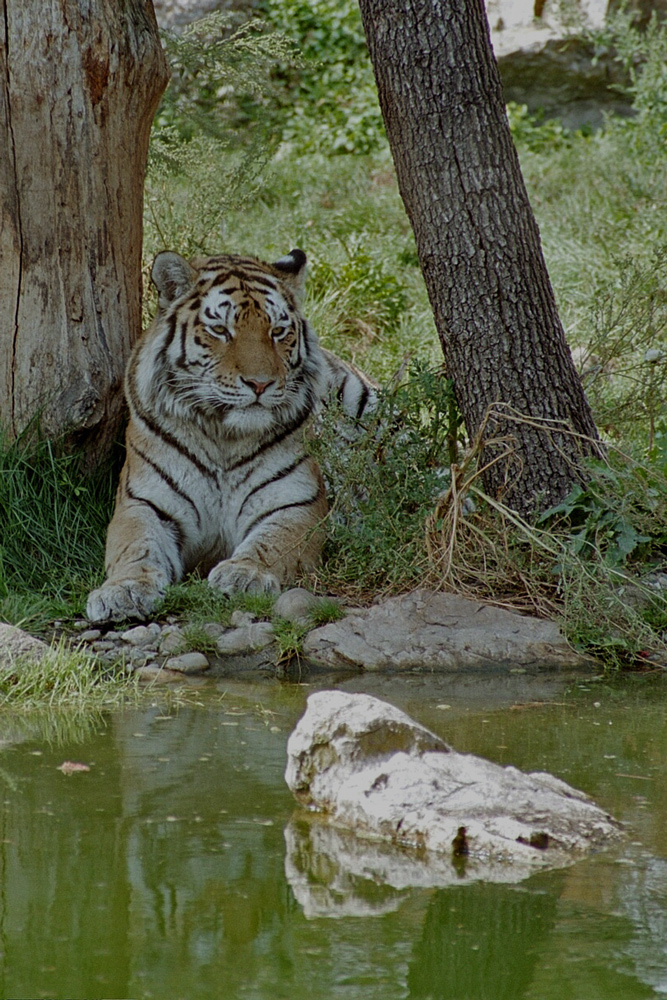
[284,816,568,921]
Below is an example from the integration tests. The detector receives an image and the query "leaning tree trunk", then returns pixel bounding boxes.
[358,0,601,517]
[0,0,169,464]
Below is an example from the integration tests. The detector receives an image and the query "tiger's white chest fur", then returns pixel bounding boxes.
[86,249,377,623]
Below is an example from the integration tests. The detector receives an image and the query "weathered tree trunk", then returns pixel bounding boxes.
[358,0,601,517]
[0,0,169,462]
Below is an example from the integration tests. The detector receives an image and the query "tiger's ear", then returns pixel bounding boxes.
[273,249,307,302]
[151,252,197,310]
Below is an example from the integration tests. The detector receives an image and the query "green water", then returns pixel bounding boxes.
[0,673,665,1000]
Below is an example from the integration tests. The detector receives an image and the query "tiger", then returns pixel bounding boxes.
[86,248,378,623]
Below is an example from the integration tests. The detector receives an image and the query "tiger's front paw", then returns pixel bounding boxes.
[86,580,164,623]
[208,558,280,597]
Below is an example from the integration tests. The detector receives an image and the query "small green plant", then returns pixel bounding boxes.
[537,464,660,569]
[593,5,667,136]
[181,623,219,655]
[271,616,309,665]
[145,12,299,261]
[507,102,577,153]
[309,238,409,336]
[574,249,667,452]
[307,598,346,627]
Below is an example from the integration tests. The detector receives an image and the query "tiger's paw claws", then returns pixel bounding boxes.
[86,581,163,623]
[207,559,280,597]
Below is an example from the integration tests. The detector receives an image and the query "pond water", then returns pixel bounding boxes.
[0,670,665,1000]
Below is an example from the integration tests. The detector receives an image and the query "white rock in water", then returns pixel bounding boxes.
[285,692,622,880]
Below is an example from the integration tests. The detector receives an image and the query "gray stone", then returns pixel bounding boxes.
[216,622,275,655]
[129,648,153,666]
[158,626,186,656]
[230,610,256,628]
[273,588,327,625]
[77,629,101,643]
[164,651,210,674]
[0,624,49,668]
[98,650,122,665]
[303,589,593,673]
[121,625,157,647]
[91,640,119,654]
[285,692,622,894]
[201,622,225,640]
[488,0,632,130]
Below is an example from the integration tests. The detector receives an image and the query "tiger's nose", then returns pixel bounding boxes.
[241,376,275,397]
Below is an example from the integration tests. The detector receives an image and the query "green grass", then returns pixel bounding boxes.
[155,581,276,626]
[0,430,117,630]
[0,641,140,711]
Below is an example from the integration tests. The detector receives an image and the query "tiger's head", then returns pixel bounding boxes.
[142,249,326,435]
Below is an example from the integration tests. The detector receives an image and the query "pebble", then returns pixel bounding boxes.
[99,650,124,664]
[273,588,320,624]
[70,601,333,671]
[91,640,119,653]
[159,627,186,656]
[230,610,256,628]
[78,629,101,642]
[122,625,160,647]
[200,622,225,640]
[216,622,275,655]
[164,652,210,674]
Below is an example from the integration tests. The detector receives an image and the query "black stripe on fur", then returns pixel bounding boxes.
[240,487,324,543]
[237,454,310,520]
[225,403,313,472]
[126,375,217,483]
[128,441,202,529]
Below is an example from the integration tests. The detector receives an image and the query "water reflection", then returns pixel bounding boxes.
[0,685,664,999]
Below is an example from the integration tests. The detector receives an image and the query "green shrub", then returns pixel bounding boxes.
[312,362,462,597]
[262,0,385,154]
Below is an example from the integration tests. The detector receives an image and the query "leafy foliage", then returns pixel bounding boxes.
[262,0,385,154]
[312,363,463,597]
[538,458,667,569]
[146,13,298,259]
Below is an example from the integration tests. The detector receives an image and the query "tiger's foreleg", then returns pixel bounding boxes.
[208,479,328,596]
[86,499,185,623]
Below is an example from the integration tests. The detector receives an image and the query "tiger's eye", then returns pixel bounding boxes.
[208,323,230,339]
[271,325,290,340]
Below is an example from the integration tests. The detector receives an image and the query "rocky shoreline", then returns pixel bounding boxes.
[0,587,602,682]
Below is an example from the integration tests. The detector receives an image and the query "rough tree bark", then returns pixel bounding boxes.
[358,0,601,517]
[0,0,169,463]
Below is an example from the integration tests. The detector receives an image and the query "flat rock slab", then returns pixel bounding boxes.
[285,692,622,893]
[303,589,591,673]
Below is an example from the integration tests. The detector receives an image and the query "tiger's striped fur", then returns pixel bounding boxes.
[86,249,377,623]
